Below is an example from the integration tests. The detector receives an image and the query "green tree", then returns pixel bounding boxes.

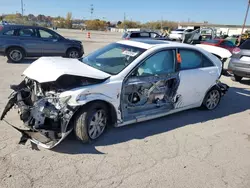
[118,21,141,29]
[65,12,73,29]
[85,20,107,30]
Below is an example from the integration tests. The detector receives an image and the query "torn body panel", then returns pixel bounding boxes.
[121,73,180,122]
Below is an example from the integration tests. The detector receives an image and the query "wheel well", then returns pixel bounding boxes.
[68,100,118,131]
[66,47,80,54]
[5,46,26,55]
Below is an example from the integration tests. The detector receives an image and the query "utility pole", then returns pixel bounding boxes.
[161,16,163,30]
[90,4,94,20]
[123,12,126,31]
[21,0,24,16]
[239,0,250,45]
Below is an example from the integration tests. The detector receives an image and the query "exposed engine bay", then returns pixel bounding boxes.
[122,74,181,120]
[0,75,106,149]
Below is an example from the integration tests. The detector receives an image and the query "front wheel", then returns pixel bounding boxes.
[74,102,108,143]
[202,88,221,110]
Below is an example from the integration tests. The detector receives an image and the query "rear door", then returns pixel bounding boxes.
[176,49,218,107]
[38,28,65,56]
[17,27,42,56]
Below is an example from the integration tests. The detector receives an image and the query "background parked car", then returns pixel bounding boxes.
[201,39,236,53]
[228,39,250,82]
[169,28,201,41]
[122,31,170,41]
[0,25,84,62]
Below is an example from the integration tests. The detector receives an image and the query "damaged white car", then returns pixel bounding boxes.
[1,40,229,149]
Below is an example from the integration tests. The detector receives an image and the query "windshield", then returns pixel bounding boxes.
[81,43,146,75]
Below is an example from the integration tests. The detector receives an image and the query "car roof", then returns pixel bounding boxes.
[117,39,196,50]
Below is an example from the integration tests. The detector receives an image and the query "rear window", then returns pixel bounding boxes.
[240,40,250,49]
[18,28,36,37]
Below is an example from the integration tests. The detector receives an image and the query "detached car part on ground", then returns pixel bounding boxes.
[0,40,229,149]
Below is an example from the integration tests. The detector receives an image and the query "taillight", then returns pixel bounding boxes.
[232,47,241,54]
[125,37,130,40]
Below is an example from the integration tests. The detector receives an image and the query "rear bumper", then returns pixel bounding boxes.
[228,58,250,78]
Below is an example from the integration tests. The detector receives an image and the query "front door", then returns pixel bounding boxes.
[38,29,65,56]
[175,49,218,108]
[121,49,181,122]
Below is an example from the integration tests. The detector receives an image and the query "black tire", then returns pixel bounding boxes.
[202,87,221,110]
[66,48,80,58]
[231,74,242,82]
[7,47,25,63]
[74,102,108,143]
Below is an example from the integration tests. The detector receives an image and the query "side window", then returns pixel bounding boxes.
[19,28,36,37]
[39,29,56,39]
[3,29,15,36]
[130,33,140,38]
[150,33,159,38]
[136,50,175,76]
[179,49,202,70]
[202,55,214,67]
[140,32,150,38]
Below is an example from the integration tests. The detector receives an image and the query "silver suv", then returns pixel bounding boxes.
[0,25,84,62]
[228,39,250,82]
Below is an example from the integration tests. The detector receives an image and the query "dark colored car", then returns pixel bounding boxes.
[122,31,170,41]
[0,25,84,62]
[228,39,250,81]
[201,39,236,53]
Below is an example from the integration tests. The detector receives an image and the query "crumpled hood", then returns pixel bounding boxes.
[23,57,110,83]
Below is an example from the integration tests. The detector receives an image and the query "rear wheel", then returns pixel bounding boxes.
[67,48,80,58]
[231,74,242,82]
[74,102,108,143]
[202,88,221,110]
[7,47,25,63]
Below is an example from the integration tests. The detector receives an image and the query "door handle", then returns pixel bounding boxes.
[209,71,215,74]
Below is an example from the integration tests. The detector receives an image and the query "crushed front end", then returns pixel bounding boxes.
[0,78,78,149]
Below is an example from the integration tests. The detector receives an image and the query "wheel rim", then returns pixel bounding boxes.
[88,109,107,139]
[10,50,22,61]
[69,51,79,58]
[206,90,220,110]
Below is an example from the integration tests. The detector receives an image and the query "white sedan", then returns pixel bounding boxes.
[1,39,229,149]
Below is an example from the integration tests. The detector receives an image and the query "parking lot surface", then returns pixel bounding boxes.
[0,30,250,188]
